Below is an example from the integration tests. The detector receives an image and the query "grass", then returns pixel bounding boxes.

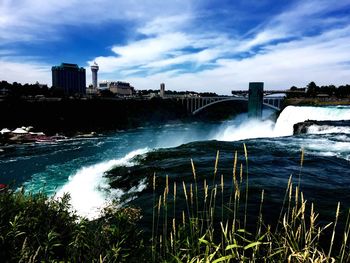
[0,189,147,262]
[150,144,350,262]
[1,145,349,262]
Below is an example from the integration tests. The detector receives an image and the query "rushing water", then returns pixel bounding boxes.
[0,106,350,220]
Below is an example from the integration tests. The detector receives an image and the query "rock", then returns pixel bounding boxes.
[293,120,350,135]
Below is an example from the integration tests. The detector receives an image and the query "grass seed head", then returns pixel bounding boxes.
[182,181,188,201]
[191,159,197,180]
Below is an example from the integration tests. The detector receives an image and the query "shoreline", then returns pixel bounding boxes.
[283,97,350,107]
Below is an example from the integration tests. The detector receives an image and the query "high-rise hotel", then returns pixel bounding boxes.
[52,63,86,95]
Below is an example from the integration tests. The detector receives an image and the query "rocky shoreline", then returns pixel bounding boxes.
[0,126,98,146]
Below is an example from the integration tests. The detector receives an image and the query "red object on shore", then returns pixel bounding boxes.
[0,183,7,189]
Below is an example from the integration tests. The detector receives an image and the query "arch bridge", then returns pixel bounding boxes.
[180,96,283,115]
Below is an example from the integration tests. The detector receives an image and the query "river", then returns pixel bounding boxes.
[0,105,349,221]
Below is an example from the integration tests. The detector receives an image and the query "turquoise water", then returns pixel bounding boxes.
[0,106,349,219]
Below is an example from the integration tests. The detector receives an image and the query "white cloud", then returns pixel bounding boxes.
[236,30,286,52]
[98,22,350,94]
[137,15,192,35]
[2,0,350,94]
[89,0,350,94]
[237,0,350,51]
[91,31,235,74]
[0,59,51,85]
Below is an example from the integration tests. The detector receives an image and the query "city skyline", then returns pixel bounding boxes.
[1,0,350,94]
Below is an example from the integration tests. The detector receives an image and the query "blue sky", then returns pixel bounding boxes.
[1,0,350,94]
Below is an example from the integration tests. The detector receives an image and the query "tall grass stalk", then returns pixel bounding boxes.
[229,151,238,209]
[155,194,162,256]
[328,202,340,259]
[212,150,219,187]
[340,208,350,262]
[151,173,156,262]
[275,174,293,234]
[242,143,249,260]
[191,159,199,218]
[202,179,209,234]
[221,173,225,252]
[173,181,176,219]
[163,180,168,256]
[182,181,190,221]
[298,147,304,190]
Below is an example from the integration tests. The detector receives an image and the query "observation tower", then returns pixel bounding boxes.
[91,62,99,88]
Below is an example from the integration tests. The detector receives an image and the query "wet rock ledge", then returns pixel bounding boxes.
[293,120,350,135]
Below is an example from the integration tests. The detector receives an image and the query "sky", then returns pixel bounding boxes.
[1,0,350,95]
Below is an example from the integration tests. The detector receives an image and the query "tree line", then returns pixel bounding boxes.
[288,81,350,98]
[0,81,64,97]
[0,80,219,98]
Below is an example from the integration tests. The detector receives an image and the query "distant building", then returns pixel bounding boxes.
[52,63,86,96]
[110,81,135,96]
[98,81,109,90]
[86,85,99,96]
[99,81,135,96]
[160,83,165,98]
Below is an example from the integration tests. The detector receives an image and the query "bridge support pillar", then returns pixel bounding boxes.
[248,82,264,119]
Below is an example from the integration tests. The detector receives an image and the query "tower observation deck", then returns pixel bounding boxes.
[91,62,99,88]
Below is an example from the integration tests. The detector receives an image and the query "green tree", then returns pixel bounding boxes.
[306,81,319,97]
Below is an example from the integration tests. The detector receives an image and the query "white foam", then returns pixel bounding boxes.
[216,106,350,141]
[214,118,275,141]
[56,148,149,219]
[307,125,350,134]
[274,106,350,136]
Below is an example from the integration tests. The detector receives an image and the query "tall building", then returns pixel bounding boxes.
[248,82,264,119]
[52,63,86,95]
[91,62,99,88]
[160,83,165,98]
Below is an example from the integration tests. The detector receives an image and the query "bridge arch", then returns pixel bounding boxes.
[192,98,247,115]
[262,103,280,111]
[191,97,281,115]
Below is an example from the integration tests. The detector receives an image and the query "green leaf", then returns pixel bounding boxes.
[199,234,211,246]
[212,254,234,263]
[258,232,268,241]
[244,241,262,250]
[237,229,252,235]
[234,233,252,243]
[170,254,183,263]
[268,248,284,258]
[225,244,242,250]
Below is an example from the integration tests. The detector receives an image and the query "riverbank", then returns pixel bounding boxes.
[0,129,95,146]
[284,97,350,107]
[0,97,189,136]
[0,97,248,145]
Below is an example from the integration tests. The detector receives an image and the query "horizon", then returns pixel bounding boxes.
[1,0,350,95]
